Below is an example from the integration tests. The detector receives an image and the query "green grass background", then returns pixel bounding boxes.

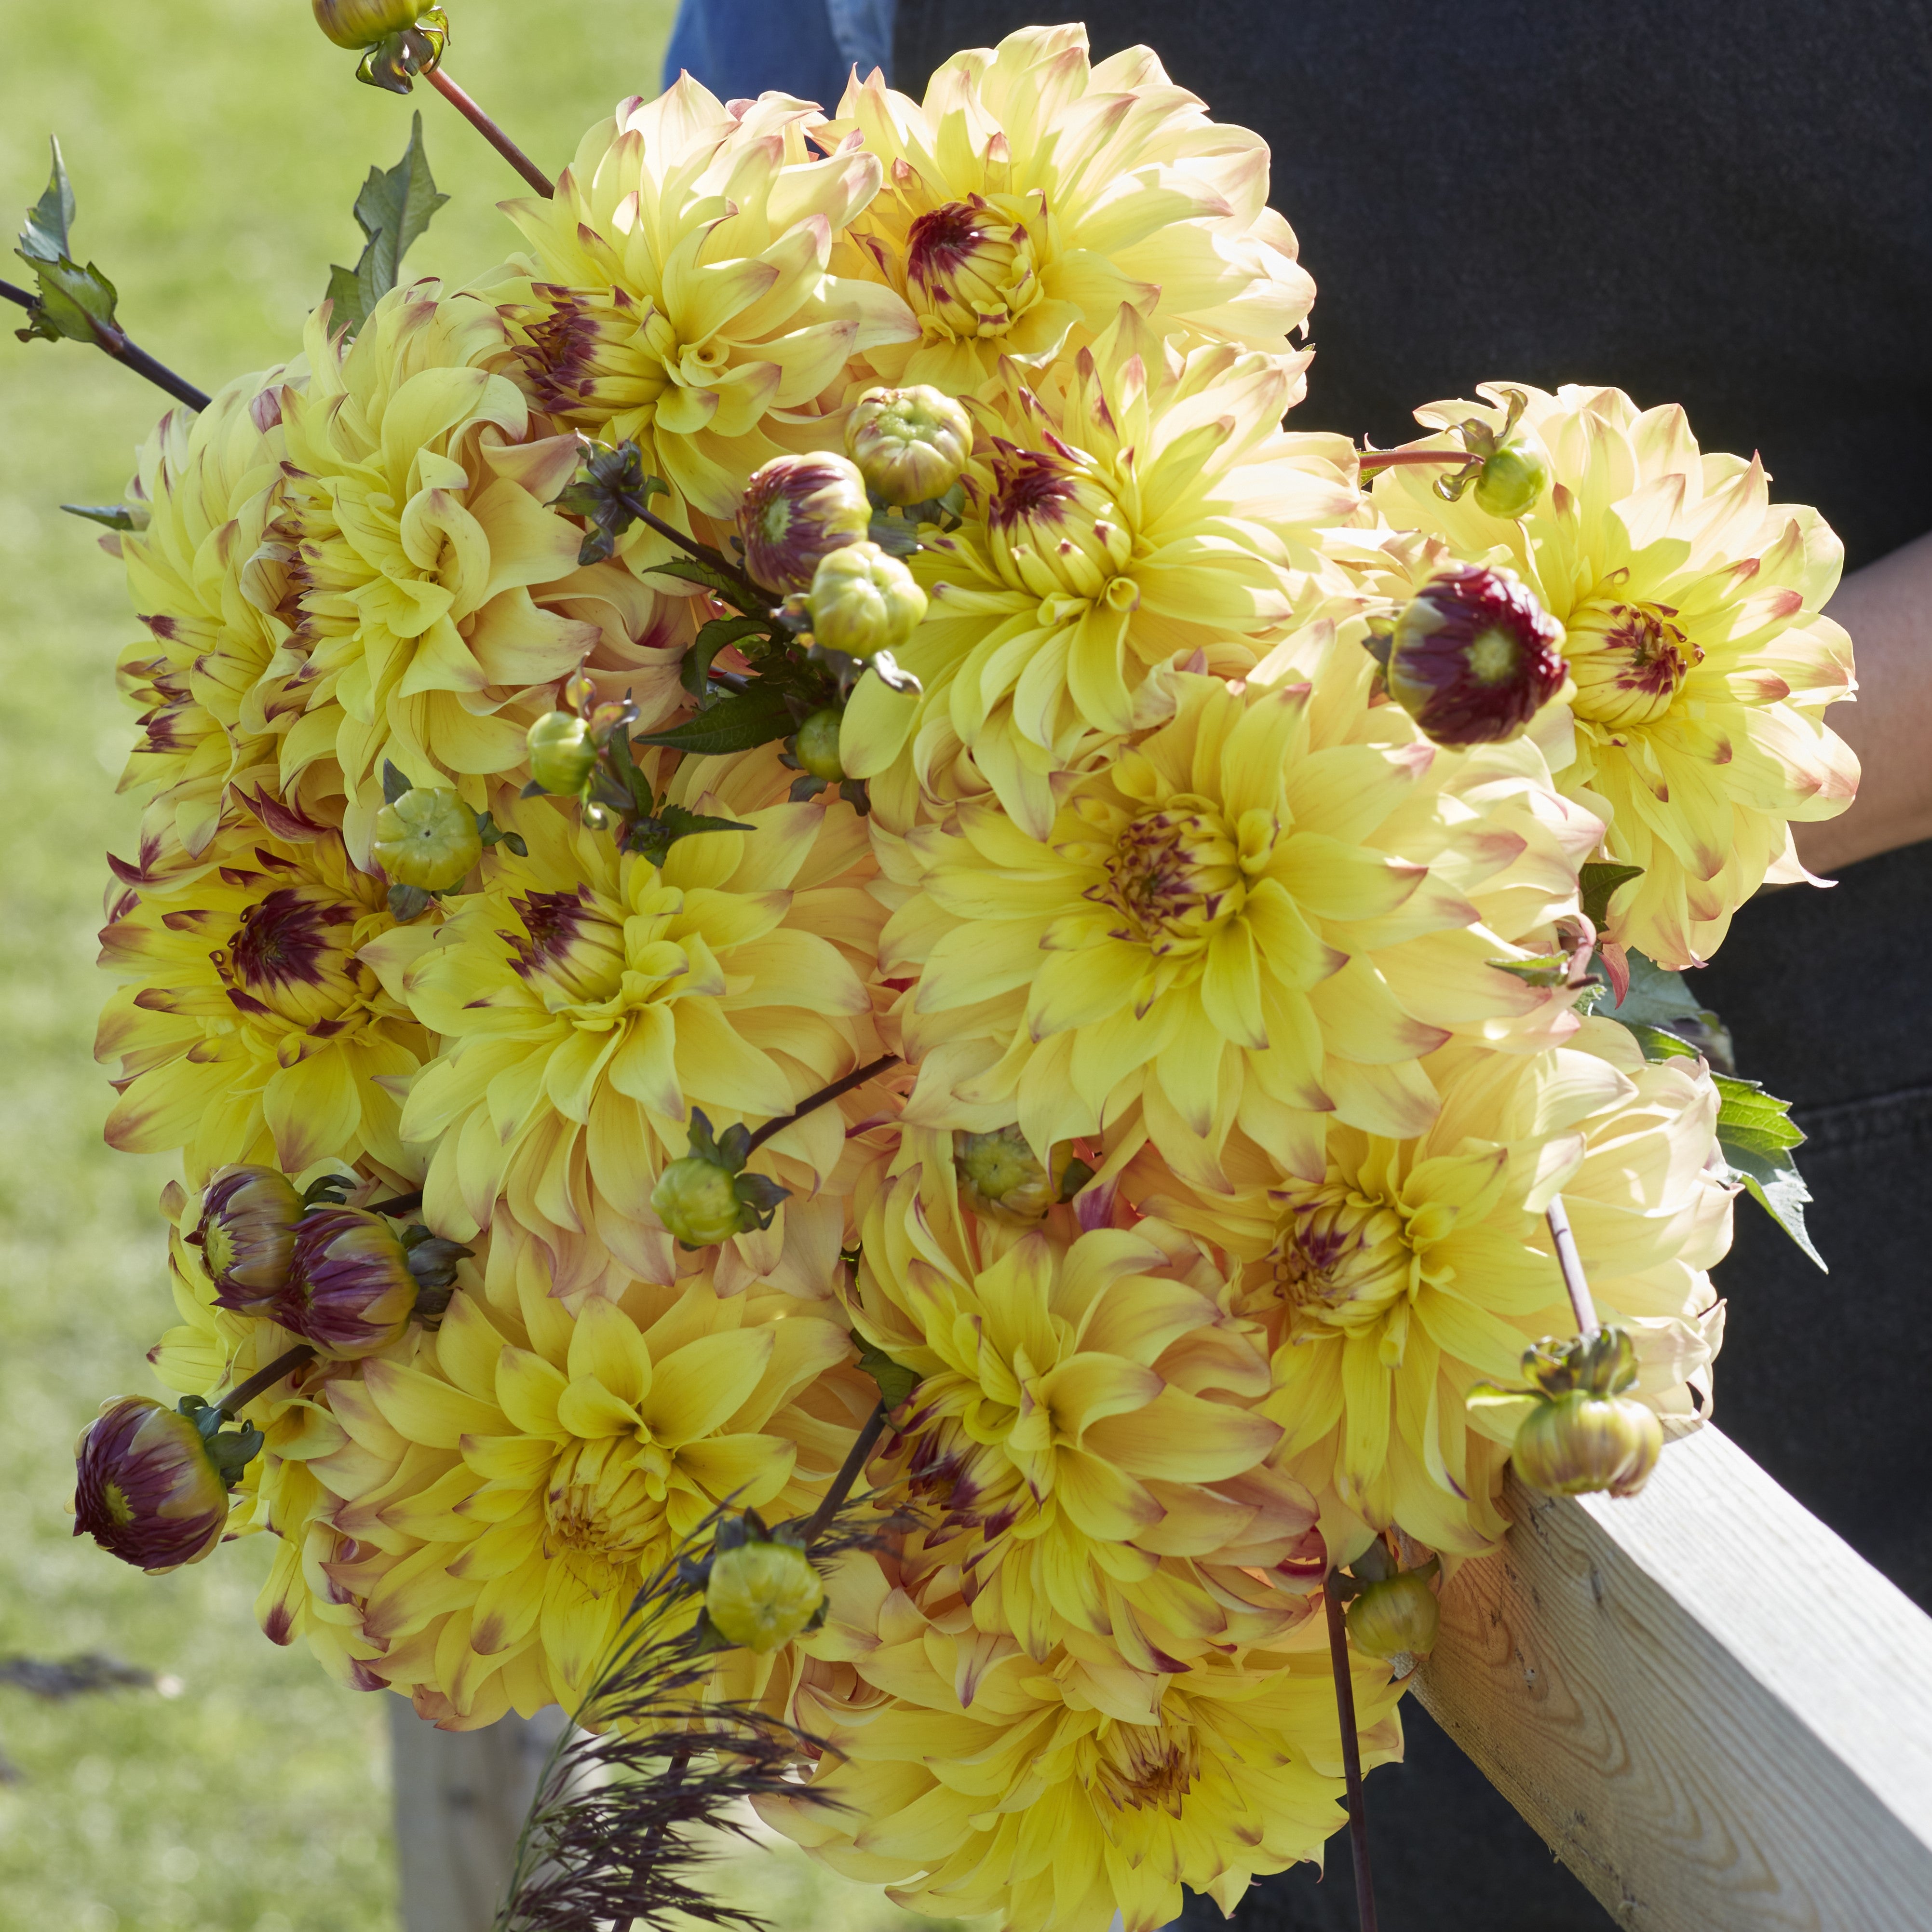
[0,5,966,1927]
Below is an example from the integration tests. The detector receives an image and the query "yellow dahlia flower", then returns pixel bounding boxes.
[884,661,1603,1187]
[145,1176,396,1691]
[269,282,597,863]
[1133,1018,1730,1555]
[843,307,1358,836]
[115,371,307,857]
[1371,383,1858,966]
[817,24,1316,395]
[762,1549,1400,1932]
[96,817,430,1180]
[847,1159,1311,1668]
[367,760,884,1296]
[498,82,916,537]
[327,1245,860,1720]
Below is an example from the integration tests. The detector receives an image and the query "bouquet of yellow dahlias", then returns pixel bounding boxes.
[20,12,1855,1932]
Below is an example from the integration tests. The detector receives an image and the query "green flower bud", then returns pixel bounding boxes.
[1473,434,1552,520]
[311,0,428,48]
[737,454,871,594]
[191,1165,304,1311]
[793,709,846,783]
[705,1537,824,1652]
[526,710,597,795]
[1345,1569,1441,1662]
[651,1156,746,1248]
[954,1125,1061,1225]
[808,541,927,659]
[371,786,482,892]
[1513,1389,1663,1499]
[846,385,973,508]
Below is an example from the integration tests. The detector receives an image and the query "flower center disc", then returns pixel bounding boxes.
[1099,805,1244,954]
[1564,599,1701,728]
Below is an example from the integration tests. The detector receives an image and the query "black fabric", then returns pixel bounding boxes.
[892,6,1932,1925]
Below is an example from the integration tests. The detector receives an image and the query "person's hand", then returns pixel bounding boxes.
[1793,527,1932,875]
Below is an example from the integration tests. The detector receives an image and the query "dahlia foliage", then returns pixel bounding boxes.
[41,17,1856,1932]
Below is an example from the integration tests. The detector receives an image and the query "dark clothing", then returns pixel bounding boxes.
[893,6,1932,1926]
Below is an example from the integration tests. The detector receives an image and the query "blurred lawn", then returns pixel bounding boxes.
[0,6,959,1928]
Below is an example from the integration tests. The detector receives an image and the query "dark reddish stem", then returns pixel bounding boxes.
[1544,1194,1601,1338]
[1,277,210,410]
[1356,447,1471,470]
[743,1054,901,1157]
[425,65,554,197]
[802,1402,887,1543]
[216,1344,316,1419]
[1324,1583,1381,1932]
[617,489,768,612]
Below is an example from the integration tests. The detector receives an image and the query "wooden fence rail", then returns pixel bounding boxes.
[390,1425,1932,1931]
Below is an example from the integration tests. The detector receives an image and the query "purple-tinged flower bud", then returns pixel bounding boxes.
[737,454,870,595]
[1345,1568,1441,1662]
[191,1166,303,1311]
[846,386,973,508]
[807,541,927,658]
[1382,565,1567,747]
[72,1398,235,1574]
[1511,1325,1663,1499]
[275,1207,418,1358]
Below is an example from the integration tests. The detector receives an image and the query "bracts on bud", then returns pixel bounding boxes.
[1372,565,1567,748]
[650,1108,791,1250]
[271,1207,470,1357]
[1476,1326,1665,1500]
[846,385,973,509]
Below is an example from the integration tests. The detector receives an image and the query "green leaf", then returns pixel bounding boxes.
[635,686,797,758]
[852,1334,920,1410]
[380,760,412,805]
[387,882,432,922]
[322,113,449,338]
[682,615,770,696]
[1710,1072,1824,1271]
[1579,860,1643,931]
[652,554,760,605]
[17,138,73,265]
[1598,946,1735,1070]
[627,803,756,870]
[60,502,138,531]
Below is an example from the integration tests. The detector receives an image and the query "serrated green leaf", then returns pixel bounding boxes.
[653,554,760,604]
[682,615,770,695]
[635,686,797,757]
[18,138,73,265]
[1598,946,1734,1069]
[628,803,757,869]
[1713,1072,1806,1157]
[322,113,449,337]
[1579,860,1643,930]
[60,502,137,531]
[1623,1020,1699,1063]
[1717,1144,1826,1271]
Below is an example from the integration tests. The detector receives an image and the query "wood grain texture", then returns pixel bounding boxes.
[389,1702,566,1932]
[1416,1426,1932,1930]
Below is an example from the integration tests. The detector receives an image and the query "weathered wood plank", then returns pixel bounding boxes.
[1416,1425,1932,1931]
[389,1703,566,1932]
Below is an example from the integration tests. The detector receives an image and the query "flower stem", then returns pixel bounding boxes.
[1324,1582,1381,1932]
[743,1053,900,1158]
[424,65,554,197]
[1356,447,1470,471]
[216,1344,317,1419]
[802,1402,888,1544]
[1544,1194,1601,1338]
[616,489,768,611]
[1,277,210,411]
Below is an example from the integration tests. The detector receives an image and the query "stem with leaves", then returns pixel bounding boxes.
[1,275,209,410]
[1324,1583,1381,1932]
[1544,1194,1601,1338]
[616,489,768,611]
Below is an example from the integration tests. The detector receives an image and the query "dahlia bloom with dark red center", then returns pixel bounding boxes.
[1384,565,1568,747]
[72,1397,230,1574]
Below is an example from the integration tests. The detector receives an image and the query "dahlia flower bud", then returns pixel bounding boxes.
[1382,565,1567,747]
[792,709,846,783]
[1511,1326,1664,1499]
[72,1397,247,1574]
[651,1157,745,1248]
[846,385,973,507]
[705,1535,824,1652]
[1473,433,1553,520]
[311,0,426,48]
[737,454,870,595]
[952,1125,1071,1225]
[807,541,927,658]
[371,786,482,892]
[191,1165,303,1311]
[526,710,597,795]
[1345,1569,1441,1662]
[275,1207,418,1358]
